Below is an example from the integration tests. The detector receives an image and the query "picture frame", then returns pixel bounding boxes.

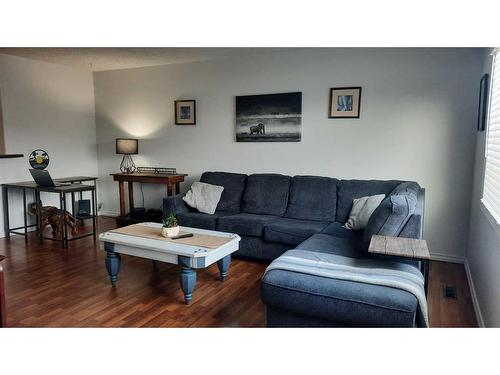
[235,92,302,142]
[477,74,489,131]
[329,87,362,119]
[175,100,196,125]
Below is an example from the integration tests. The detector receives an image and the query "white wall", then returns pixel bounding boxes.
[94,48,485,259]
[0,53,98,236]
[466,49,500,327]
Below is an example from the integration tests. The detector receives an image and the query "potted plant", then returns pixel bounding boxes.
[162,213,180,238]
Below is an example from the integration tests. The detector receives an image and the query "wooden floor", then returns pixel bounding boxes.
[0,217,477,327]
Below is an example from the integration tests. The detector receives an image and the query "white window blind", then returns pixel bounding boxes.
[482,48,500,222]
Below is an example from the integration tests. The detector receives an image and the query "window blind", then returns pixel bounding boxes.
[482,48,500,222]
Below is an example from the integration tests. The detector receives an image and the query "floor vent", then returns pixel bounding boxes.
[443,285,457,299]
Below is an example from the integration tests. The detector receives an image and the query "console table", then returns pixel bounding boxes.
[111,172,188,224]
[0,255,6,327]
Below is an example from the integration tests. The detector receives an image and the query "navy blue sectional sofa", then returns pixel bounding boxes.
[163,171,425,327]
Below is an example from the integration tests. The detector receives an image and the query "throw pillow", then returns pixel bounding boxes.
[183,182,224,215]
[344,194,385,230]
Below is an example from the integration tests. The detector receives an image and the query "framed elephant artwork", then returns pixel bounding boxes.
[235,92,302,142]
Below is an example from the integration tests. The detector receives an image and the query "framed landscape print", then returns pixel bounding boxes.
[329,87,362,118]
[235,92,302,142]
[175,100,196,125]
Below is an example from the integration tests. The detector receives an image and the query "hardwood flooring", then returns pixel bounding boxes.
[0,217,477,327]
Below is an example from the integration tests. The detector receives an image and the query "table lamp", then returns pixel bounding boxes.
[116,138,138,173]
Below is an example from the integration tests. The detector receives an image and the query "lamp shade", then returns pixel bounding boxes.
[116,138,138,155]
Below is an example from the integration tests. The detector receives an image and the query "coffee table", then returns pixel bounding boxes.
[99,223,240,304]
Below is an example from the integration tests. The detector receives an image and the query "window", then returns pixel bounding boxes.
[482,48,500,222]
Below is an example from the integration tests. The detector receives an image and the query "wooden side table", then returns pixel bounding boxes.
[0,255,6,328]
[110,172,188,223]
[368,235,430,295]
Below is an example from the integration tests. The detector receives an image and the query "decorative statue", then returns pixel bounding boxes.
[250,123,265,135]
[28,202,78,239]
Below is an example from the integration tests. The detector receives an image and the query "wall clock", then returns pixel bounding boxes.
[29,149,50,170]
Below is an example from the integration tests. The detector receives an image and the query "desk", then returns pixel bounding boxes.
[2,176,97,247]
[111,173,188,217]
[0,255,6,327]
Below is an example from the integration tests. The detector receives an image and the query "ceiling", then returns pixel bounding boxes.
[0,47,287,72]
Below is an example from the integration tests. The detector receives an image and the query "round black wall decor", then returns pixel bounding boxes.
[29,149,50,170]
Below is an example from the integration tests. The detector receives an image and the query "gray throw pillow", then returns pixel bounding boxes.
[183,182,224,215]
[344,194,385,230]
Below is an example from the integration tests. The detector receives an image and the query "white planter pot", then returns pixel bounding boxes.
[162,225,180,238]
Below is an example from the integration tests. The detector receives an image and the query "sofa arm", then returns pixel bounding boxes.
[163,195,189,218]
[399,214,422,239]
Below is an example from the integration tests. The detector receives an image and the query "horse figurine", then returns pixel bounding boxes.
[28,202,78,239]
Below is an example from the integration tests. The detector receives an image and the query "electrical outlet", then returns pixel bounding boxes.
[443,285,457,299]
[98,203,103,211]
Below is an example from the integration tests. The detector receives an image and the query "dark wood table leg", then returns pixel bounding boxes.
[128,181,134,212]
[23,188,28,242]
[36,189,42,244]
[3,186,9,238]
[0,258,6,328]
[167,183,173,197]
[118,181,126,216]
[175,182,180,195]
[92,188,97,241]
[423,260,430,296]
[60,192,67,248]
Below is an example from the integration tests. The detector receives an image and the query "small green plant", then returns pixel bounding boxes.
[163,213,178,228]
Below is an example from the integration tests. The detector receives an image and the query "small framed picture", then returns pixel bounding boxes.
[329,87,362,118]
[175,100,196,125]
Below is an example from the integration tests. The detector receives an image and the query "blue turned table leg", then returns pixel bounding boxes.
[178,256,196,304]
[104,242,121,287]
[217,255,231,282]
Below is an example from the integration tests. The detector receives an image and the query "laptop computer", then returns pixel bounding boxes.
[29,169,67,187]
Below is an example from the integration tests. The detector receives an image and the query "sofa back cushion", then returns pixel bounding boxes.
[242,174,291,216]
[285,176,338,221]
[200,171,247,213]
[362,182,420,250]
[336,179,402,223]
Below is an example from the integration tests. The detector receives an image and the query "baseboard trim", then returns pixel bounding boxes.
[99,210,119,217]
[430,252,465,264]
[464,258,485,327]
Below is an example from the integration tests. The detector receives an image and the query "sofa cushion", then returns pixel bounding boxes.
[285,176,338,221]
[320,222,363,241]
[261,262,418,327]
[336,179,402,223]
[200,171,247,213]
[263,218,330,246]
[391,181,420,196]
[176,211,234,231]
[296,233,363,258]
[362,193,418,251]
[217,213,279,237]
[242,174,291,216]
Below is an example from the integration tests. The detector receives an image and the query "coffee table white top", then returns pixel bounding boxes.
[99,222,240,259]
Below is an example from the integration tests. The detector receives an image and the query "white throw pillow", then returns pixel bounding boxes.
[183,182,224,215]
[344,194,385,230]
